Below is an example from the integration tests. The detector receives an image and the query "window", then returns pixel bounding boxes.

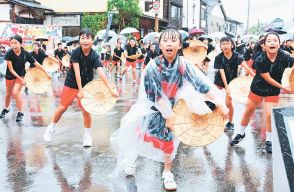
[200,5,206,20]
[171,5,181,19]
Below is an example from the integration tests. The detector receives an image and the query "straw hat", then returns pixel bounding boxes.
[290,68,294,91]
[43,56,59,72]
[282,67,293,88]
[173,99,226,147]
[206,50,218,61]
[81,80,117,115]
[183,40,207,66]
[24,67,51,94]
[228,76,253,104]
[62,54,71,67]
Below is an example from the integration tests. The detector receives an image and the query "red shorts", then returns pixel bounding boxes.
[60,86,83,108]
[103,60,111,66]
[137,58,144,63]
[125,60,136,68]
[112,60,121,65]
[248,91,279,103]
[6,77,24,89]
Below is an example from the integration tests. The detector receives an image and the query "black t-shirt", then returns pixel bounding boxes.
[214,51,244,87]
[105,51,112,61]
[252,43,264,61]
[243,47,253,61]
[54,49,66,60]
[64,47,102,89]
[138,47,146,60]
[113,48,124,61]
[30,49,47,68]
[144,50,158,65]
[126,46,139,62]
[4,48,36,80]
[250,50,294,96]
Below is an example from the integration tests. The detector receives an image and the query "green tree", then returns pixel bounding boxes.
[107,0,143,31]
[248,22,266,35]
[81,13,107,35]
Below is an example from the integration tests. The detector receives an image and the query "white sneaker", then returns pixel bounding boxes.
[124,162,136,176]
[82,134,93,147]
[43,124,55,143]
[162,171,177,191]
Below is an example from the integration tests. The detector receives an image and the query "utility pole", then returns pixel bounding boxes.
[155,13,159,32]
[246,0,250,33]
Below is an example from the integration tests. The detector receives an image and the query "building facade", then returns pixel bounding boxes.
[0,0,52,24]
[38,0,108,36]
[182,0,200,31]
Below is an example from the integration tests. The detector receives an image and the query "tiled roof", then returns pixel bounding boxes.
[8,0,53,11]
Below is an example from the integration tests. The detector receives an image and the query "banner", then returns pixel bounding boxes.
[0,23,62,50]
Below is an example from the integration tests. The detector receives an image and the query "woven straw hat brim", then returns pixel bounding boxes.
[43,57,59,73]
[173,99,225,147]
[80,80,117,115]
[289,68,294,91]
[183,40,207,66]
[25,68,51,94]
[62,54,71,67]
[228,76,253,104]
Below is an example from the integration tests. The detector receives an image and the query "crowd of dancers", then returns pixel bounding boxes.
[0,26,293,190]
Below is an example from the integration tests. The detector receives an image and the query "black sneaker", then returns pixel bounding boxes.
[225,122,234,131]
[230,133,245,146]
[16,112,24,122]
[265,141,272,153]
[0,108,10,119]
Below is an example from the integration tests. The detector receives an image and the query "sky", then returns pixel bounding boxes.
[221,0,293,29]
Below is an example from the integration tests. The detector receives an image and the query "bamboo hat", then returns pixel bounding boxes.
[24,67,51,94]
[183,40,207,66]
[228,76,253,104]
[62,54,71,67]
[81,80,117,115]
[290,68,294,91]
[173,99,226,147]
[43,56,59,72]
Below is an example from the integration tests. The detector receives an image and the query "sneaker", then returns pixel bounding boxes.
[162,171,177,191]
[132,80,136,85]
[124,162,136,176]
[82,134,93,147]
[230,133,246,146]
[15,112,24,122]
[265,141,272,153]
[44,124,55,143]
[225,122,234,131]
[0,108,10,119]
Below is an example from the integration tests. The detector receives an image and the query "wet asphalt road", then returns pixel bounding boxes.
[0,69,280,192]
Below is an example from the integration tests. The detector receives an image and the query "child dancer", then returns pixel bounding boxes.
[111,42,124,79]
[0,35,50,121]
[143,43,158,69]
[230,32,294,153]
[214,36,255,131]
[110,28,228,190]
[121,38,141,84]
[43,29,119,147]
[103,44,112,78]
